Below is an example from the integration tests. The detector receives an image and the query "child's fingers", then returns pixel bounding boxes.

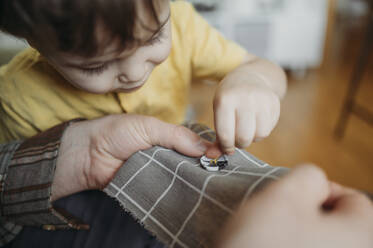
[270,96,281,128]
[235,111,256,149]
[255,110,272,140]
[214,105,236,155]
[265,97,281,135]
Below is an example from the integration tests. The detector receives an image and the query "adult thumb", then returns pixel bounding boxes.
[144,118,209,157]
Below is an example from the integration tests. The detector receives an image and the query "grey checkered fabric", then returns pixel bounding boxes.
[104,124,289,247]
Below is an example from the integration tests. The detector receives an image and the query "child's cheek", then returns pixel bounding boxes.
[151,40,172,65]
[77,75,115,94]
[153,29,172,64]
[62,70,114,94]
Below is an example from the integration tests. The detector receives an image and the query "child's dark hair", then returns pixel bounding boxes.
[0,0,164,57]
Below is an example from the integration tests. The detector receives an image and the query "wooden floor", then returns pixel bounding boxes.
[190,16,373,193]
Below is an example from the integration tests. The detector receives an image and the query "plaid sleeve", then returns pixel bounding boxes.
[0,119,89,231]
[0,142,23,245]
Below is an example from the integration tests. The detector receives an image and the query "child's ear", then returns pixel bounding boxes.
[27,39,38,49]
[27,39,48,57]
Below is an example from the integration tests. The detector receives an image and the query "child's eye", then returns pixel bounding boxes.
[145,28,165,46]
[80,63,110,75]
[146,36,162,46]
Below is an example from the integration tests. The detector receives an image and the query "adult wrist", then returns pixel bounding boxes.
[52,119,90,202]
[2,118,88,230]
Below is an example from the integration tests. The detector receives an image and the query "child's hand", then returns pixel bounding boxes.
[212,74,281,155]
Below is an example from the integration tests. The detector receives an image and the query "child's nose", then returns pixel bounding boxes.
[118,64,147,84]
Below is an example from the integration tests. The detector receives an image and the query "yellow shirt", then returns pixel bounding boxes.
[0,1,246,143]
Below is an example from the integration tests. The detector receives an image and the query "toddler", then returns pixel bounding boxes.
[0,0,287,155]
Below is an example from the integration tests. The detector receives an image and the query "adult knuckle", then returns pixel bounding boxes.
[142,116,160,131]
[135,116,161,143]
[172,125,187,139]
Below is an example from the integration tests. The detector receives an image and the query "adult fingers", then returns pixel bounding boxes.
[205,142,223,159]
[326,188,373,238]
[329,186,373,217]
[323,182,359,209]
[264,164,331,210]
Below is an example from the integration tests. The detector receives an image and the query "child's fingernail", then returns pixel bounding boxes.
[254,137,264,142]
[226,148,236,155]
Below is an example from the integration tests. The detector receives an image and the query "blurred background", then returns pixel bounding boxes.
[187,0,373,193]
[0,0,372,192]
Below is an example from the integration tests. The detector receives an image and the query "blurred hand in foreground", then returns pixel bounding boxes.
[216,165,373,248]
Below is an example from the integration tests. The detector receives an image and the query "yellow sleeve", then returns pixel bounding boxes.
[184,3,247,81]
[0,57,38,142]
[0,47,126,144]
[0,100,39,143]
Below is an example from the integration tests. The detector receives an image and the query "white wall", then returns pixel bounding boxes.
[195,0,329,70]
[0,32,28,50]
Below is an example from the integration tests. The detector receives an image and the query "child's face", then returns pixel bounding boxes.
[43,1,171,94]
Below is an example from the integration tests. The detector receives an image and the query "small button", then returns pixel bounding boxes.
[42,225,56,231]
[200,155,228,172]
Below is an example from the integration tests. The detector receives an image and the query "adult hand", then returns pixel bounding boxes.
[51,114,210,201]
[216,165,373,248]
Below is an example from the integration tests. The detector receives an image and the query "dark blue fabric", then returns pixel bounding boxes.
[2,191,165,248]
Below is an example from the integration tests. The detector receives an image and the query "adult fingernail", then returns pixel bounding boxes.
[205,146,223,158]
